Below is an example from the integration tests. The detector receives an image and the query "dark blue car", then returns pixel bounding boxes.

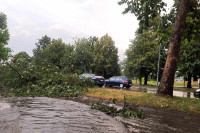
[194,88,200,98]
[105,76,132,88]
[80,73,105,87]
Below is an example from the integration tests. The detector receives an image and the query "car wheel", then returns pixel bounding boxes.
[120,84,124,88]
[99,83,106,88]
[103,83,106,88]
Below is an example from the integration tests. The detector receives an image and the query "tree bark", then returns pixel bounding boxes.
[193,73,197,81]
[139,77,142,85]
[187,73,192,88]
[144,74,148,85]
[184,78,185,88]
[158,0,190,97]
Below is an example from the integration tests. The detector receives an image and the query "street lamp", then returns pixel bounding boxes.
[157,43,161,87]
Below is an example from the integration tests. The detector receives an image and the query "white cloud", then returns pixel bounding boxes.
[1,0,173,60]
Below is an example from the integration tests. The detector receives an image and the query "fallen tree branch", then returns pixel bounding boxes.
[6,62,28,82]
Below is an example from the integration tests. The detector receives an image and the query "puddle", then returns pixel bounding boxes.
[74,96,200,133]
[1,97,200,133]
[130,87,195,98]
[0,97,127,133]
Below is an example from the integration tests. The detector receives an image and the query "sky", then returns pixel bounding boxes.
[0,0,173,61]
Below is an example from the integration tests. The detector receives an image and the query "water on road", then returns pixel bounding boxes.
[1,96,200,133]
[0,97,127,133]
[130,87,195,98]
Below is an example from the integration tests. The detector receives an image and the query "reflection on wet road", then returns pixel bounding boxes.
[130,87,195,98]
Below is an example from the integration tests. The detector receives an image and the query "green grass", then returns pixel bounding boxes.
[86,87,200,114]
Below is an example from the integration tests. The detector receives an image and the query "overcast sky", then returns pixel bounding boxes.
[1,0,173,61]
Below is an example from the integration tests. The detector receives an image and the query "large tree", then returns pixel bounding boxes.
[0,12,10,62]
[33,35,52,64]
[73,38,94,74]
[94,34,120,78]
[118,0,166,33]
[125,30,158,85]
[119,0,191,97]
[177,41,200,88]
[43,39,67,69]
[158,0,190,96]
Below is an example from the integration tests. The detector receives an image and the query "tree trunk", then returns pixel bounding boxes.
[184,78,185,88]
[144,74,148,85]
[193,73,197,81]
[136,77,137,85]
[139,77,142,85]
[158,0,190,97]
[187,73,192,88]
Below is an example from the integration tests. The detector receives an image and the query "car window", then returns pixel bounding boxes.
[82,74,93,78]
[87,74,93,78]
[109,77,116,80]
[116,77,122,81]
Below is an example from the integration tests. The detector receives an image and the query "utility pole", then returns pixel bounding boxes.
[156,43,161,87]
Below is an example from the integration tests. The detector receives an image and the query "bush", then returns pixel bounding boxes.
[0,62,94,97]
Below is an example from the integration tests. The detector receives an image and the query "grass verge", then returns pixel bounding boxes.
[85,87,200,114]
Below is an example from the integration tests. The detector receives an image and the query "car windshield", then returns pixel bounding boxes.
[109,77,116,80]
[82,74,95,78]
[116,77,123,81]
[96,76,104,79]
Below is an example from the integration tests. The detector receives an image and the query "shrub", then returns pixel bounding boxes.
[0,62,94,97]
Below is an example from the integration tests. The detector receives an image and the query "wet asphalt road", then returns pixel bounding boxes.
[1,96,200,133]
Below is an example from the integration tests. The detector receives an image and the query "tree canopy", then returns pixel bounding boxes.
[94,34,121,78]
[0,12,10,62]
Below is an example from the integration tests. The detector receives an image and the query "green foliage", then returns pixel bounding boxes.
[0,12,11,61]
[118,0,166,32]
[0,33,121,97]
[33,35,52,64]
[74,37,94,74]
[60,44,75,73]
[91,96,145,118]
[124,30,158,81]
[42,39,67,69]
[0,59,94,97]
[184,0,200,42]
[94,34,121,78]
[177,41,200,86]
[34,35,52,50]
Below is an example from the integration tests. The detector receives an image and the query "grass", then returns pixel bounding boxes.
[85,87,200,114]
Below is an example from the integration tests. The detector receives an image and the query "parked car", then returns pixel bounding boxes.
[194,88,200,98]
[105,76,132,88]
[80,73,105,87]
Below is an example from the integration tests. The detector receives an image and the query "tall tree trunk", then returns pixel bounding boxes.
[193,73,197,81]
[139,77,142,85]
[136,77,137,85]
[158,0,190,97]
[187,73,192,88]
[144,74,148,85]
[184,78,185,88]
